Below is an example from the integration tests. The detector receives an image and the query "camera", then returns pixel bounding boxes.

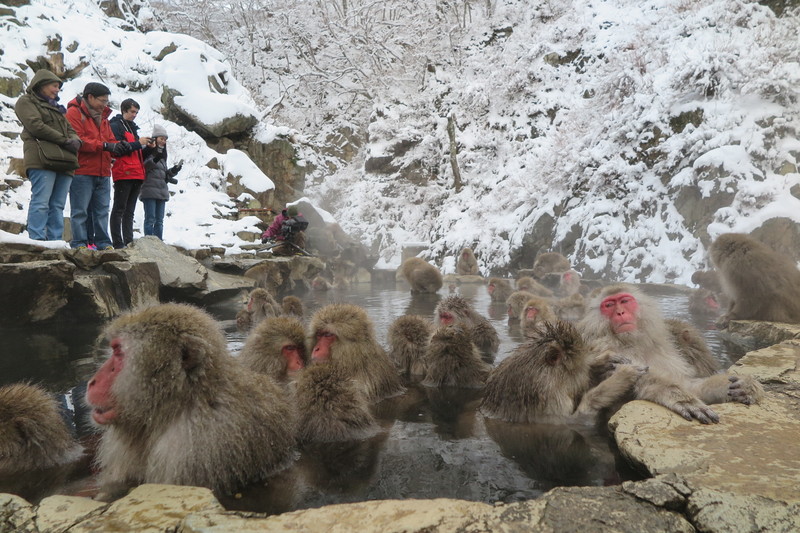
[280,214,308,239]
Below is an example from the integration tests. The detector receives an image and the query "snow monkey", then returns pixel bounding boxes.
[237,288,281,331]
[422,324,491,388]
[281,295,304,318]
[520,296,558,338]
[0,383,82,473]
[709,232,800,326]
[481,320,646,423]
[487,277,513,303]
[506,290,536,320]
[238,316,308,383]
[387,314,432,379]
[308,303,405,402]
[455,247,479,276]
[578,284,763,424]
[434,295,499,362]
[532,252,570,280]
[399,257,443,294]
[85,303,297,500]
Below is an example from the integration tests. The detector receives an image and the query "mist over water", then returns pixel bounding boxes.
[0,281,748,510]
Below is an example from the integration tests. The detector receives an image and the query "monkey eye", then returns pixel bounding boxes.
[318,332,335,338]
[111,339,123,358]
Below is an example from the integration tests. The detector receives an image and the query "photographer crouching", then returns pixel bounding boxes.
[261,205,309,256]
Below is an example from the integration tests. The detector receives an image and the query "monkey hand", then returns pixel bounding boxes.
[727,374,764,405]
[671,397,720,425]
[715,314,731,329]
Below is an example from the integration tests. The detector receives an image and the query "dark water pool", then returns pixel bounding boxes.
[0,281,749,510]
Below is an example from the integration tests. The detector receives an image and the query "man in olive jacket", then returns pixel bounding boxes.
[14,69,81,241]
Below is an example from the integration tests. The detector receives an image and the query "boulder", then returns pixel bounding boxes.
[610,393,800,502]
[0,260,75,324]
[125,236,208,298]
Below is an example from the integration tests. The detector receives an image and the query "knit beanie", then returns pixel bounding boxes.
[151,124,168,139]
[83,82,111,98]
[287,206,299,217]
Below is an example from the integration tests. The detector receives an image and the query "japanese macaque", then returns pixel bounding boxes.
[532,252,570,279]
[487,277,513,303]
[85,303,297,500]
[238,316,308,383]
[295,363,379,443]
[578,284,764,424]
[557,269,583,297]
[520,296,558,337]
[434,295,499,361]
[515,276,553,297]
[244,261,284,293]
[246,288,282,327]
[387,315,432,379]
[281,296,304,318]
[311,275,333,291]
[506,290,536,320]
[688,288,721,318]
[710,232,800,326]
[399,257,443,294]
[455,247,479,276]
[664,318,719,378]
[0,383,82,473]
[308,303,405,402]
[422,324,491,388]
[481,321,646,423]
[691,269,723,295]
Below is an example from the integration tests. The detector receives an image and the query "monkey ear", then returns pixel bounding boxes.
[180,333,212,372]
[545,349,561,366]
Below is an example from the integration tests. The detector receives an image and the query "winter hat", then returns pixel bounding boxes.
[151,124,168,139]
[83,82,110,98]
[287,206,299,217]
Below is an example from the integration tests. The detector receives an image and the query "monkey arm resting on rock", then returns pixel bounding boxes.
[579,284,763,425]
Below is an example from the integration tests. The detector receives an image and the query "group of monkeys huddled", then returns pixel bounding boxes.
[2,232,795,502]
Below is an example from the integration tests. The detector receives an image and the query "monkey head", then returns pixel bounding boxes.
[527,320,587,372]
[255,316,307,375]
[434,295,472,326]
[247,288,271,311]
[309,303,375,362]
[599,291,639,334]
[86,304,228,428]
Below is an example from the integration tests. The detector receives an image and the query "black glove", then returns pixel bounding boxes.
[261,235,273,244]
[61,139,81,154]
[169,163,183,176]
[103,141,131,156]
[166,176,178,184]
[152,147,164,163]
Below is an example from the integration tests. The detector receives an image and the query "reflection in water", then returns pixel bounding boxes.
[0,281,751,511]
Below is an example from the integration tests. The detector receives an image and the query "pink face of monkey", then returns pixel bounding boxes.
[86,338,126,425]
[599,292,639,334]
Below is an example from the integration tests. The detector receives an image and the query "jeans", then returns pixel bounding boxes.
[141,198,165,240]
[110,180,143,248]
[69,174,112,249]
[26,168,72,241]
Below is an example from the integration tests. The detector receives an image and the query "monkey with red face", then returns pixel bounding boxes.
[579,284,763,424]
[434,295,499,362]
[455,247,479,276]
[308,303,405,402]
[487,277,513,303]
[85,303,297,500]
[239,316,307,384]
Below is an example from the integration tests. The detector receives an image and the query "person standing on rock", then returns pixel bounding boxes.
[140,124,182,240]
[66,82,130,250]
[109,98,149,249]
[14,69,81,241]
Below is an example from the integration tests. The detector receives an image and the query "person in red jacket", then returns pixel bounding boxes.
[65,82,129,250]
[109,98,149,248]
